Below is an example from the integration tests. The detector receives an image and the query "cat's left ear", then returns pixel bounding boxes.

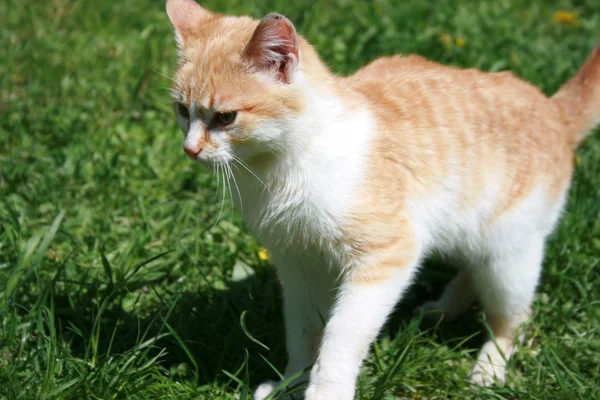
[166,0,212,46]
[244,13,299,84]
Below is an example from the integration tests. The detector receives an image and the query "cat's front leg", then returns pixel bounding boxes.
[305,247,420,400]
[255,253,337,400]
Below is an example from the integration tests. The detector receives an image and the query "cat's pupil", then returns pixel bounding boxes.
[216,111,237,125]
[176,102,189,118]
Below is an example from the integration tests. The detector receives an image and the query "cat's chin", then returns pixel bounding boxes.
[188,156,228,170]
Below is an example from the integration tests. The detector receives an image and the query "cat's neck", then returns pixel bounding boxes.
[248,42,366,179]
[232,75,374,245]
[248,77,369,187]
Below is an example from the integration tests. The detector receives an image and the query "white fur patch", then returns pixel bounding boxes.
[232,74,374,261]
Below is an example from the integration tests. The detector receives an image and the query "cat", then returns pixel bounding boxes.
[165,0,599,398]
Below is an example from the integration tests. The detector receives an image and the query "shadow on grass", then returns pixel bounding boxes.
[386,259,486,352]
[50,266,286,389]
[49,257,485,390]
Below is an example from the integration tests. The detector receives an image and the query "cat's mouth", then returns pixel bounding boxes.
[182,147,210,167]
[187,154,215,168]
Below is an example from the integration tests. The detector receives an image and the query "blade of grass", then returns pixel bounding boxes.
[162,318,199,385]
[240,310,270,350]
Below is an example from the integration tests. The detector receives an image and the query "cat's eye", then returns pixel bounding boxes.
[215,111,237,125]
[176,102,189,118]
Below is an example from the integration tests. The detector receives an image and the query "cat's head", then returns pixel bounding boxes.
[166,0,310,166]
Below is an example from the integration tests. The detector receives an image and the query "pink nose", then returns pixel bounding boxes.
[184,146,202,158]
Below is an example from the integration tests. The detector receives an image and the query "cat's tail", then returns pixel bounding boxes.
[552,40,600,146]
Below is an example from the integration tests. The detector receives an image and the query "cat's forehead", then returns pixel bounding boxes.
[179,16,257,64]
[173,57,261,109]
[173,16,260,105]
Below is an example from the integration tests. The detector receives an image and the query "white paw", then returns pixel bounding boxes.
[254,381,278,400]
[304,383,354,400]
[304,386,330,400]
[469,362,506,387]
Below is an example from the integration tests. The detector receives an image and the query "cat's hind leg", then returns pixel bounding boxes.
[468,236,544,386]
[417,268,477,322]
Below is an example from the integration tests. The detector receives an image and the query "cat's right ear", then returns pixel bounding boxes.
[166,0,212,46]
[244,13,299,84]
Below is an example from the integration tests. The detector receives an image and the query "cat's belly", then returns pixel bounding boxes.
[417,183,568,265]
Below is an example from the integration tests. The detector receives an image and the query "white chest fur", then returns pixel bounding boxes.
[232,91,374,262]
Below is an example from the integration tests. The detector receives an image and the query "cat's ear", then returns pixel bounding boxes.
[244,13,299,84]
[166,0,212,46]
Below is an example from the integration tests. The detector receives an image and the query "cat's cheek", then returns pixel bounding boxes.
[224,125,264,160]
[226,132,249,145]
[250,119,291,144]
[207,137,235,164]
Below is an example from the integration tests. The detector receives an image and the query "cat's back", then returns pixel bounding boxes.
[347,54,543,94]
[345,54,572,187]
[342,54,574,244]
[345,54,561,136]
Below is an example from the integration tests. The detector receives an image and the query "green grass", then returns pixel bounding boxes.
[1,0,599,398]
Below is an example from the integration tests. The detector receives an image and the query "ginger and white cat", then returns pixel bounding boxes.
[165,1,599,398]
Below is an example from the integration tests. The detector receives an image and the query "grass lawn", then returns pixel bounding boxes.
[1,0,599,398]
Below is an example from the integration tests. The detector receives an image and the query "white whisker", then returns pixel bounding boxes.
[212,162,226,229]
[211,163,216,187]
[214,163,221,202]
[231,154,271,194]
[229,163,243,212]
[224,163,234,213]
[150,68,176,83]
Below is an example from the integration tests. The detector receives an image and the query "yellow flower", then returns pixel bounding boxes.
[575,156,581,165]
[553,11,578,25]
[456,37,465,48]
[440,33,452,46]
[258,248,271,262]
